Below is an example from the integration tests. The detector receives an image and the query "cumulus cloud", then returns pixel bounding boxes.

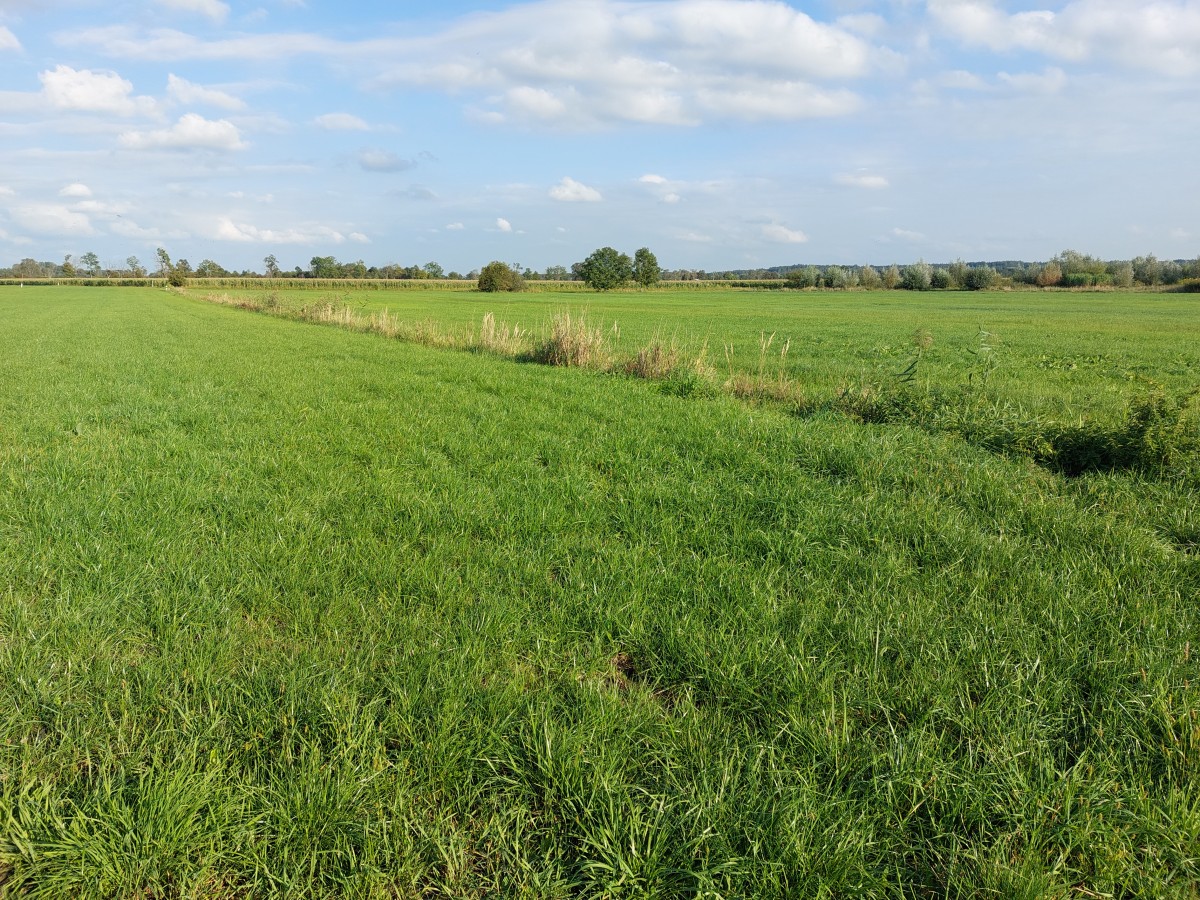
[157,0,230,23]
[639,174,668,184]
[63,1,887,127]
[549,176,602,202]
[0,26,21,51]
[445,222,465,230]
[0,186,15,197]
[212,217,347,244]
[929,0,1200,76]
[59,182,93,198]
[314,112,369,131]
[11,204,95,236]
[762,223,808,244]
[835,173,889,189]
[119,113,246,150]
[166,73,245,110]
[381,1,879,126]
[496,217,513,232]
[358,149,415,172]
[349,232,370,243]
[891,227,926,241]
[39,65,157,116]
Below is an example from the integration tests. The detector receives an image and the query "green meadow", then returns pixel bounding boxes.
[1,286,1198,898]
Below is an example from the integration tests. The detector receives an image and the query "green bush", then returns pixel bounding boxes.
[477,261,525,292]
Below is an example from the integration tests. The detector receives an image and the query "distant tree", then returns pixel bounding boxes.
[127,256,146,278]
[13,258,47,278]
[155,247,173,278]
[882,264,901,289]
[477,260,525,292]
[1110,261,1134,288]
[823,265,848,289]
[858,265,882,289]
[632,247,661,287]
[61,255,77,278]
[929,267,952,289]
[446,271,463,281]
[947,259,968,289]
[900,260,932,290]
[544,265,569,280]
[422,261,444,279]
[786,266,817,288]
[1036,261,1062,287]
[263,254,281,278]
[1132,254,1162,286]
[195,259,227,278]
[309,256,341,278]
[342,259,367,279]
[175,259,193,276]
[80,251,102,277]
[962,265,996,290]
[577,247,633,290]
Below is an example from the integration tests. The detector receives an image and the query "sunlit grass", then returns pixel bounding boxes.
[0,287,1197,897]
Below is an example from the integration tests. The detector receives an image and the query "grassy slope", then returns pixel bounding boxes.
[0,288,1198,898]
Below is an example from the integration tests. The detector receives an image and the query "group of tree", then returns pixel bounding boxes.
[5,248,1199,290]
[572,247,661,290]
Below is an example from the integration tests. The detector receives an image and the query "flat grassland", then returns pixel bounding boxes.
[1,286,1197,898]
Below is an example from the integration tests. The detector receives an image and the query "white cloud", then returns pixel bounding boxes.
[65,1,886,127]
[314,112,369,131]
[59,182,93,198]
[445,222,464,230]
[836,13,887,39]
[929,0,1200,76]
[663,192,681,204]
[835,173,889,189]
[157,0,230,23]
[549,176,603,202]
[166,74,245,110]
[39,65,158,117]
[0,186,15,197]
[998,66,1067,94]
[11,204,95,236]
[496,217,513,232]
[891,227,926,241]
[119,113,246,150]
[639,174,668,184]
[0,26,21,51]
[358,149,415,172]
[349,232,370,243]
[937,69,988,90]
[212,217,347,244]
[762,223,808,244]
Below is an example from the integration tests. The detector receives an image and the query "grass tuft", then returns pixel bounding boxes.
[530,311,610,368]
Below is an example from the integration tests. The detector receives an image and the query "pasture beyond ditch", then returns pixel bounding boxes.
[1,286,1197,897]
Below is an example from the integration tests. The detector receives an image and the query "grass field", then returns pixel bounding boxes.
[1,286,1198,897]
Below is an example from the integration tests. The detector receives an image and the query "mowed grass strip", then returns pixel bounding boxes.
[0,289,1197,898]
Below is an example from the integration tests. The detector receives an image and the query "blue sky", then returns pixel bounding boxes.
[1,0,1197,274]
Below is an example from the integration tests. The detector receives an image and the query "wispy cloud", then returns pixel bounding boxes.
[167,73,245,110]
[762,223,808,244]
[314,112,369,131]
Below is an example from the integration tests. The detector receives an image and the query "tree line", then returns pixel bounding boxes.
[4,248,1198,291]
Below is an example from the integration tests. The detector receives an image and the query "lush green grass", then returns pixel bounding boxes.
[199,285,1200,423]
[1,287,1198,898]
